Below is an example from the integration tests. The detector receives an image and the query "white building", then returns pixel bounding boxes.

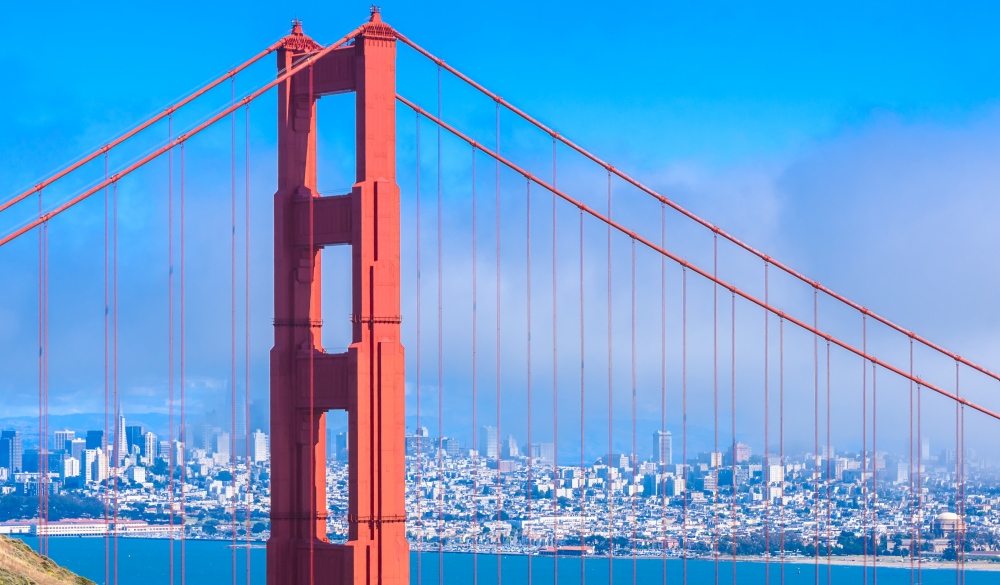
[251,430,268,463]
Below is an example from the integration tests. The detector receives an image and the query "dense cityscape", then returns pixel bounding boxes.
[2,416,999,564]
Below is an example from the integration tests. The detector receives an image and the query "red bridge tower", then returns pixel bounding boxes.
[268,12,409,585]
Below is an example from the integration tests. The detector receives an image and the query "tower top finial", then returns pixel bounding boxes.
[370,5,382,22]
[291,18,303,35]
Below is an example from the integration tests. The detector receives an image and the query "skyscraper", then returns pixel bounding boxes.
[114,415,128,466]
[53,430,75,453]
[479,426,498,459]
[86,430,105,450]
[69,438,87,462]
[252,430,269,463]
[0,430,23,473]
[125,425,144,454]
[653,430,673,467]
[142,432,158,465]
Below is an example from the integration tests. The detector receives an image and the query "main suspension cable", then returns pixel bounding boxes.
[394,96,1000,420]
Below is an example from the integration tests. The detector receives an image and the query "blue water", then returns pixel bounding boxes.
[13,537,993,585]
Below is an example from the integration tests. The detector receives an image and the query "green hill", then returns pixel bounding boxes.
[0,536,94,585]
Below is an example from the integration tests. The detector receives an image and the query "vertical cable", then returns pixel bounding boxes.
[180,142,187,585]
[552,137,559,585]
[36,188,44,556]
[471,146,478,585]
[606,170,613,584]
[813,289,820,583]
[779,317,785,585]
[917,382,923,584]
[763,262,769,583]
[579,207,586,585]
[826,339,832,585]
[954,362,961,585]
[909,339,915,585]
[713,235,719,585]
[873,363,879,585]
[495,100,502,585]
[167,115,176,585]
[682,268,688,585]
[415,110,423,584]
[730,291,736,585]
[244,101,252,585]
[660,201,667,585]
[230,77,238,585]
[862,316,868,585]
[112,180,119,585]
[436,63,445,585]
[103,154,110,585]
[472,146,479,585]
[630,238,637,585]
[525,178,533,585]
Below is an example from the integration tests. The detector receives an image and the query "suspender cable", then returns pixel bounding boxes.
[111,183,125,585]
[863,316,868,585]
[731,292,737,584]
[763,262,770,582]
[230,77,238,585]
[113,180,120,585]
[180,143,187,585]
[813,289,820,582]
[244,101,252,585]
[606,169,613,583]
[917,381,923,583]
[495,100,502,585]
[415,110,423,584]
[436,63,445,585]
[471,146,479,585]
[955,362,961,585]
[779,317,785,585]
[909,340,915,585]
[631,238,637,585]
[526,178,533,584]
[660,201,667,585]
[682,268,688,585]
[522,179,534,584]
[826,339,832,584]
[167,115,176,585]
[36,188,43,556]
[103,155,110,585]
[552,138,560,585]
[579,207,587,585]
[873,363,879,585]
[713,234,719,585]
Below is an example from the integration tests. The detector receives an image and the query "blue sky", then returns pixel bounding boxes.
[2,1,1000,458]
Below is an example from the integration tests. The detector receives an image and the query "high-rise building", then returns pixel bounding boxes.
[53,430,75,453]
[69,438,87,462]
[62,457,81,479]
[172,440,185,468]
[0,430,23,473]
[335,432,348,461]
[90,448,110,483]
[158,440,170,461]
[125,425,144,454]
[653,430,673,466]
[142,432,158,465]
[114,415,128,466]
[251,430,268,463]
[732,442,751,464]
[216,432,231,459]
[85,430,105,450]
[442,437,460,458]
[84,449,98,483]
[528,443,555,466]
[502,435,519,458]
[479,426,498,459]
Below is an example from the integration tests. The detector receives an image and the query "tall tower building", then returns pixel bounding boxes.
[53,430,75,453]
[0,430,23,473]
[653,430,673,467]
[480,426,498,459]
